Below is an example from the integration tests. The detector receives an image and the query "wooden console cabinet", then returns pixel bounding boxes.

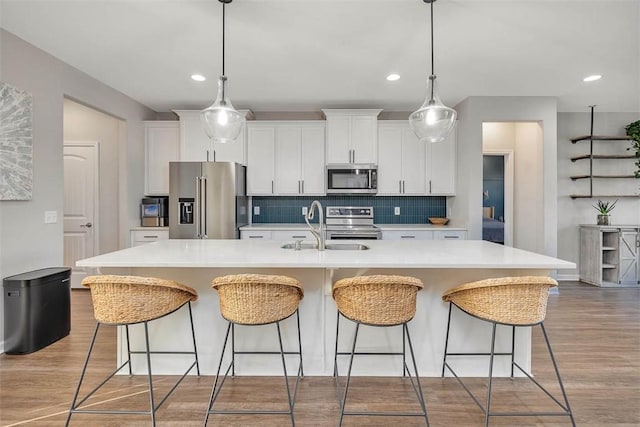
[579,225,639,287]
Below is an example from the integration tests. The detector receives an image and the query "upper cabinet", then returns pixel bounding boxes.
[173,110,253,164]
[323,109,381,164]
[144,121,180,196]
[247,121,326,196]
[275,123,326,195]
[377,121,456,196]
[378,121,426,195]
[428,126,457,195]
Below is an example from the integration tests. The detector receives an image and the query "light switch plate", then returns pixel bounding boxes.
[394,207,400,215]
[44,211,57,223]
[253,206,260,215]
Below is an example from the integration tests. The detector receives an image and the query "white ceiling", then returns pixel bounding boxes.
[1,0,638,114]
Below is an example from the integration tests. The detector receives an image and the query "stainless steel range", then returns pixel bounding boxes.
[325,206,381,240]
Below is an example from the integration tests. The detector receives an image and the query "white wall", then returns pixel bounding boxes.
[451,97,558,257]
[0,29,155,352]
[63,99,125,255]
[557,111,640,279]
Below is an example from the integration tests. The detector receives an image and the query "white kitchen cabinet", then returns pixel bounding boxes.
[381,227,467,241]
[271,230,315,241]
[427,126,457,195]
[275,123,325,195]
[173,110,253,164]
[144,121,180,196]
[323,109,381,164]
[433,230,467,240]
[130,229,169,247]
[248,122,325,196]
[240,230,273,240]
[378,121,426,195]
[246,124,276,195]
[381,230,433,240]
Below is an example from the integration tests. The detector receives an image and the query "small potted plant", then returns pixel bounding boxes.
[593,199,617,225]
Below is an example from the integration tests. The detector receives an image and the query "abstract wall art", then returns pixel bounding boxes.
[0,81,33,200]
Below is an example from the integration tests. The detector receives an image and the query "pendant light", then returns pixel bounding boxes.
[201,0,244,144]
[409,0,457,143]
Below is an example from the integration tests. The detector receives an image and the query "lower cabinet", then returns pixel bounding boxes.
[130,229,169,247]
[382,230,433,240]
[240,229,315,241]
[580,225,639,287]
[381,229,467,240]
[433,230,466,240]
[240,230,272,240]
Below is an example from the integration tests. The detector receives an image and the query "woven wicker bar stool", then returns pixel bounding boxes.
[441,276,575,427]
[204,274,304,427]
[332,274,429,426]
[66,275,199,426]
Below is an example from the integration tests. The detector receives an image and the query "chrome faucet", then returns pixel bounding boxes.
[305,200,325,251]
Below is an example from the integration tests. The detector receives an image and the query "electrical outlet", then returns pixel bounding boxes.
[253,206,260,215]
[394,207,400,216]
[44,211,57,224]
[302,206,308,216]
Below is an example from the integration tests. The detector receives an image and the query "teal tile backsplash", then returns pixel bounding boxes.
[251,196,446,224]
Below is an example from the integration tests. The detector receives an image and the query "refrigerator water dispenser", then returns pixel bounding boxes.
[179,198,194,224]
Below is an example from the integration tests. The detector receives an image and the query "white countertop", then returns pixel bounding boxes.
[77,239,574,270]
[241,223,467,231]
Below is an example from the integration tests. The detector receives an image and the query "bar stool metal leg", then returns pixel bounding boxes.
[442,302,576,426]
[335,315,429,427]
[204,311,303,426]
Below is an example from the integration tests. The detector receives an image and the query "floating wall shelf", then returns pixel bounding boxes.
[569,106,639,199]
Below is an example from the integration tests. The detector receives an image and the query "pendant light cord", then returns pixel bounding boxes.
[222,1,226,76]
[430,0,434,76]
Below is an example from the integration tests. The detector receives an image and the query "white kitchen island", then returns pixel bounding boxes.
[77,239,575,378]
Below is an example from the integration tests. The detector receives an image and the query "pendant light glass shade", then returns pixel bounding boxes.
[200,0,243,144]
[201,76,244,143]
[409,0,456,143]
[409,75,457,143]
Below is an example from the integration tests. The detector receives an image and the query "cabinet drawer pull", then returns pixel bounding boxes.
[291,235,307,239]
[143,235,159,239]
[401,235,416,239]
[443,235,459,239]
[249,235,264,239]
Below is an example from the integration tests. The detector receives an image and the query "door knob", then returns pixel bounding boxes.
[80,222,92,228]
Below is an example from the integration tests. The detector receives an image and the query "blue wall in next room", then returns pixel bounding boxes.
[251,196,447,224]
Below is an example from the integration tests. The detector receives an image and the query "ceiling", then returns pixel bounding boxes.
[1,0,638,114]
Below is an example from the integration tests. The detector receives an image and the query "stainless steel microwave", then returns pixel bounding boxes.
[326,164,377,194]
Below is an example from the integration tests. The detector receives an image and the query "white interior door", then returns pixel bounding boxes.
[64,142,99,288]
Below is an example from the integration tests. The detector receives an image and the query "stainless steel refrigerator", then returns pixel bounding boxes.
[169,162,248,239]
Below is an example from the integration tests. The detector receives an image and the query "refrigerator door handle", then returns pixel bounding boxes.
[195,176,201,238]
[200,176,208,239]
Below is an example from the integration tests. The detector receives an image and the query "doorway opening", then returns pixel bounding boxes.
[63,98,125,288]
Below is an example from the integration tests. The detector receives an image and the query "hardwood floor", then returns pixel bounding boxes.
[1,281,638,426]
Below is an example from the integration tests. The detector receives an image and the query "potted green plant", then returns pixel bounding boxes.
[625,120,640,178]
[593,199,617,225]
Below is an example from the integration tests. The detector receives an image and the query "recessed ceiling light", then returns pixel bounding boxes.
[583,75,602,82]
[386,73,400,81]
[191,74,206,82]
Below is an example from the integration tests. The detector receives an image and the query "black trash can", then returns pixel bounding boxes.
[3,267,71,354]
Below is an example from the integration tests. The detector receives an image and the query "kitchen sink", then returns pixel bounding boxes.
[280,243,370,251]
